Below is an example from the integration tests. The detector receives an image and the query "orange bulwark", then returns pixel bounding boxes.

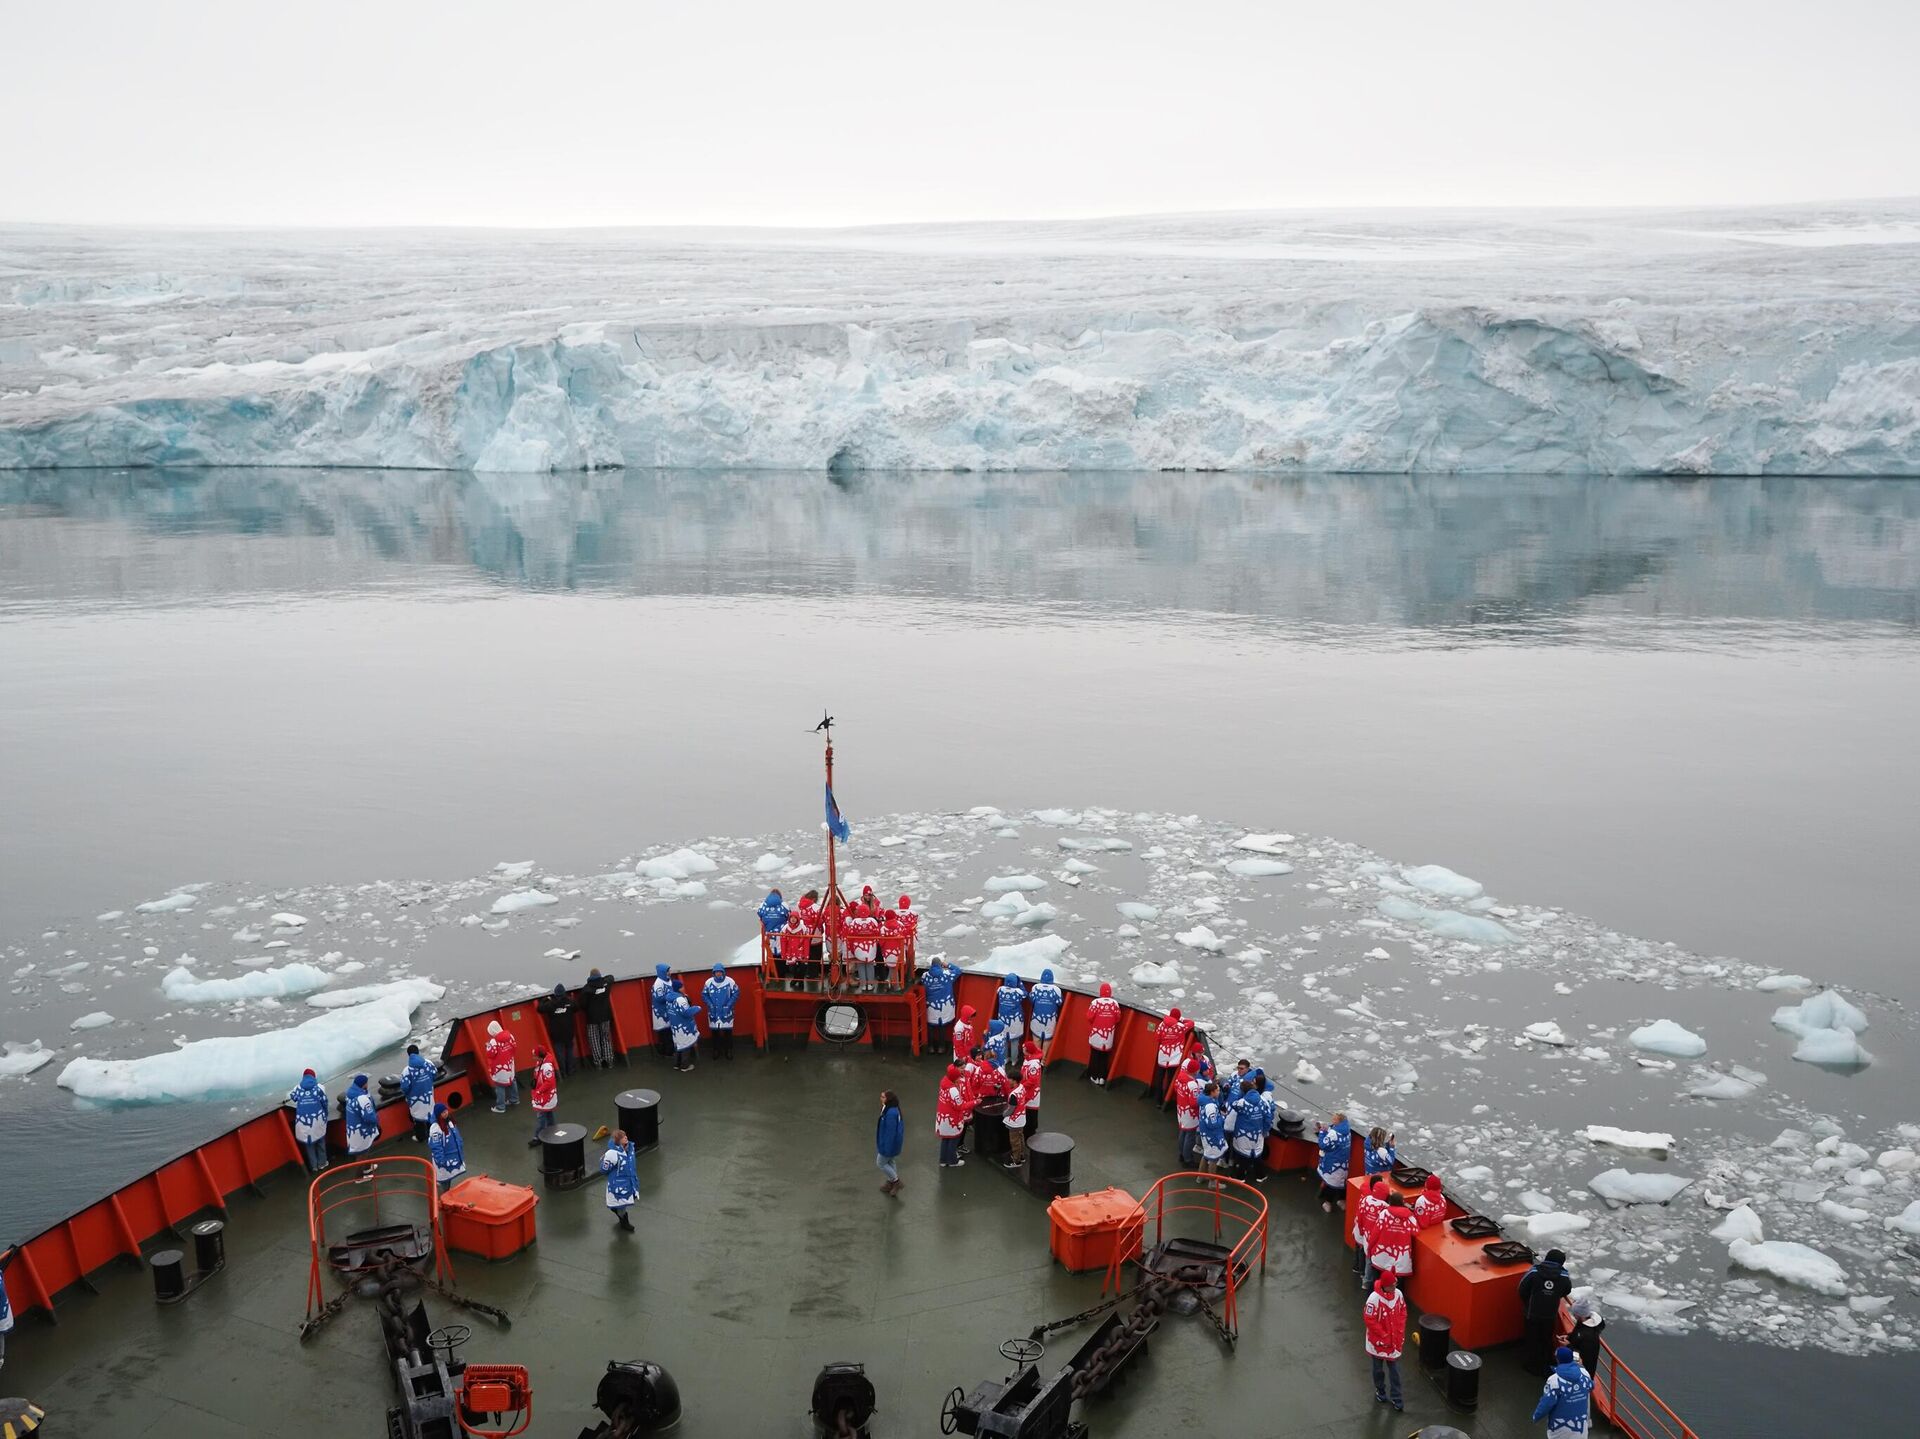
[1594,1339,1702,1439]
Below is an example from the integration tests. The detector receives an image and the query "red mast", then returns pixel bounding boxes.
[823,729,847,988]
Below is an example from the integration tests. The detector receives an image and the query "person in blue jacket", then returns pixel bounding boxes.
[668,984,702,1072]
[757,889,789,952]
[875,1089,905,1197]
[649,963,675,1057]
[1195,1082,1229,1183]
[400,1045,435,1142]
[1365,1126,1399,1176]
[289,1068,330,1172]
[1028,969,1064,1043]
[994,972,1028,1043]
[982,1018,1009,1069]
[427,1103,465,1195]
[702,963,740,1061]
[921,957,958,1049]
[343,1074,380,1177]
[1230,1074,1266,1180]
[601,1129,639,1232]
[0,1241,16,1373]
[1531,1346,1595,1437]
[1315,1112,1353,1211]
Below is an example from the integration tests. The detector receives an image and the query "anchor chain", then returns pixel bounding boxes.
[1068,1277,1173,1400]
[832,1403,859,1439]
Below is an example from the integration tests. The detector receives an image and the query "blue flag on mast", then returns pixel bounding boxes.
[825,782,851,843]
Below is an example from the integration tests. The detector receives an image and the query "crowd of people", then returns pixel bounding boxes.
[761,885,920,991]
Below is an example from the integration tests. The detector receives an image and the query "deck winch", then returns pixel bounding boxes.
[809,1363,877,1439]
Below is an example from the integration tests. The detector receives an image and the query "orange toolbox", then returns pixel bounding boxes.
[440,1176,539,1260]
[1047,1187,1141,1273]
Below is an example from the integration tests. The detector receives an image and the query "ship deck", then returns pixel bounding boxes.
[5,1044,1550,1439]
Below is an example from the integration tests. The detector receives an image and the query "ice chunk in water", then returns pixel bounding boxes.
[634,848,718,880]
[270,912,308,928]
[1059,836,1132,852]
[1791,1028,1873,1067]
[1587,1125,1674,1152]
[162,962,332,1002]
[984,874,1046,893]
[134,892,197,914]
[1375,896,1513,945]
[1503,1212,1593,1243]
[1399,865,1484,900]
[1132,960,1182,986]
[1226,858,1294,878]
[1232,834,1295,855]
[70,1011,114,1030]
[1755,974,1813,992]
[491,889,558,914]
[307,977,446,1009]
[1589,1169,1695,1205]
[1771,989,1868,1037]
[1628,1019,1708,1059]
[1885,1200,1920,1237]
[1727,1239,1848,1296]
[0,1041,55,1076]
[1116,902,1160,922]
[57,993,429,1103]
[753,853,790,873]
[1709,1204,1764,1244]
[1292,1059,1322,1084]
[974,934,1071,980]
[1524,1021,1570,1046]
[1176,926,1225,952]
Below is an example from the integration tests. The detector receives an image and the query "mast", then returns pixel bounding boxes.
[823,728,846,986]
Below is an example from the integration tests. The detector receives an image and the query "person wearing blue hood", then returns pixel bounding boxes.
[400,1045,435,1142]
[981,1018,1009,1070]
[1028,969,1064,1044]
[601,1129,639,1232]
[289,1068,330,1172]
[994,972,1028,1046]
[1532,1345,1595,1436]
[1314,1111,1352,1211]
[702,963,740,1061]
[427,1103,465,1195]
[649,963,675,1057]
[757,888,789,958]
[668,982,702,1072]
[344,1074,380,1180]
[921,956,958,1050]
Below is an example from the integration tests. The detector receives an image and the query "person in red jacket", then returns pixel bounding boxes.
[526,1044,559,1147]
[1085,982,1120,1086]
[935,1064,969,1168]
[1364,1272,1407,1412]
[796,889,823,970]
[1367,1195,1416,1291]
[779,909,810,985]
[951,1004,977,1065]
[1354,1174,1389,1286]
[1019,1039,1044,1120]
[484,1019,518,1113]
[1413,1173,1449,1230]
[1002,1079,1033,1169]
[877,907,904,988]
[1146,1007,1193,1103]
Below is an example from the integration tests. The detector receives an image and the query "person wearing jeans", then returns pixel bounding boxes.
[527,1046,559,1147]
[289,1068,330,1172]
[484,1020,518,1113]
[1364,1272,1407,1412]
[876,1090,904,1196]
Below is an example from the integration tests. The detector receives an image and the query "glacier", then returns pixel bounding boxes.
[4,204,1920,475]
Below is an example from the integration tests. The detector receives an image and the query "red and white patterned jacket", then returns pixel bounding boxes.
[484,1029,517,1084]
[1086,988,1121,1050]
[1367,1204,1416,1275]
[531,1058,558,1111]
[1363,1280,1407,1359]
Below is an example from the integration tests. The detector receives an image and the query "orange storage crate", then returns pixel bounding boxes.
[1047,1187,1141,1273]
[440,1176,539,1260]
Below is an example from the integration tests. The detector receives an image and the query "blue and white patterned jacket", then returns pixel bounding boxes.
[602,1139,639,1207]
[428,1122,465,1183]
[1532,1361,1594,1434]
[702,970,739,1028]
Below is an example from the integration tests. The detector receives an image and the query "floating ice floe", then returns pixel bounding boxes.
[494,861,536,880]
[1710,1204,1765,1244]
[1523,1021,1570,1046]
[1031,809,1081,825]
[942,923,977,938]
[976,933,1071,980]
[1058,836,1131,852]
[1503,1211,1593,1243]
[543,948,582,961]
[1771,989,1868,1037]
[1727,1238,1849,1297]
[270,912,308,928]
[1175,926,1225,952]
[134,892,197,914]
[1116,902,1159,922]
[1232,834,1294,855]
[70,1011,114,1030]
[1061,858,1098,875]
[0,1041,55,1077]
[1791,1028,1873,1067]
[491,890,558,915]
[1587,1125,1674,1152]
[161,963,332,1002]
[1755,974,1813,992]
[1226,858,1294,878]
[1292,1059,1322,1084]
[1131,960,1181,987]
[306,977,446,1009]
[1628,1019,1708,1059]
[1375,896,1513,945]
[984,874,1046,893]
[1399,865,1484,900]
[753,853,790,873]
[1589,1169,1695,1206]
[1686,1064,1765,1100]
[57,993,430,1103]
[634,848,718,881]
[1885,1200,1920,1238]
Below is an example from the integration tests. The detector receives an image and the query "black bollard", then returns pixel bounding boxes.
[151,1248,186,1303]
[540,1122,589,1188]
[191,1218,226,1277]
[617,1088,661,1153]
[971,1098,1009,1161]
[1445,1349,1482,1410]
[1025,1132,1074,1200]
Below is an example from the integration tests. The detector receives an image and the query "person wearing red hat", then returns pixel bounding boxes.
[1019,1039,1045,1121]
[526,1045,559,1147]
[1354,1174,1390,1286]
[951,1003,977,1065]
[935,1063,969,1168]
[1364,1271,1407,1412]
[1146,1007,1193,1103]
[1367,1194,1416,1293]
[1084,981,1120,1086]
[1173,1054,1206,1167]
[778,908,809,984]
[1002,1079,1033,1170]
[844,901,881,990]
[1414,1173,1449,1230]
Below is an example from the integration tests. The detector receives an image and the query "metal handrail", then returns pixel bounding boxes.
[1594,1338,1700,1439]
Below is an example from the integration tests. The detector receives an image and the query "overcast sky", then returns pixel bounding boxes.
[5,1,1916,228]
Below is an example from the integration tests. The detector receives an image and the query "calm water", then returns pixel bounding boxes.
[2,469,1918,1433]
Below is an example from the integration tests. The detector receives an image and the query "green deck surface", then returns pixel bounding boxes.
[7,1046,1548,1437]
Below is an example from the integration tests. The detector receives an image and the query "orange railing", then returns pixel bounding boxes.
[1103,1172,1268,1340]
[1594,1338,1701,1439]
[303,1155,454,1322]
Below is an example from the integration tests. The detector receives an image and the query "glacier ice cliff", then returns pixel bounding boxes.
[3,206,1919,474]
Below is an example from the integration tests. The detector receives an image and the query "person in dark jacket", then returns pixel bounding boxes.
[1517,1248,1573,1375]
[1567,1293,1606,1374]
[538,982,580,1076]
[581,968,616,1069]
[876,1090,905,1197]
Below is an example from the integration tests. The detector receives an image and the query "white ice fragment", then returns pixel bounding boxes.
[1231,834,1295,855]
[1587,1125,1674,1153]
[942,924,977,939]
[1686,1067,1762,1100]
[135,893,198,914]
[1292,1059,1322,1084]
[1628,1019,1708,1059]
[1061,858,1098,875]
[1589,1169,1695,1206]
[1364,947,1391,960]
[1175,926,1225,952]
[753,853,791,873]
[1524,1021,1570,1046]
[1791,1028,1873,1067]
[1755,974,1813,993]
[270,912,308,928]
[162,963,332,1002]
[985,874,1047,893]
[493,861,535,880]
[1884,1200,1920,1238]
[1727,1238,1848,1297]
[491,890,558,915]
[1399,865,1484,900]
[1374,896,1513,945]
[58,993,430,1102]
[70,1011,114,1030]
[1116,902,1160,922]
[1058,837,1132,852]
[1031,809,1081,825]
[634,848,718,880]
[1709,1204,1764,1244]
[1503,1212,1593,1243]
[306,978,447,1009]
[1225,858,1294,878]
[1131,961,1182,986]
[1115,924,1142,939]
[1817,1199,1873,1225]
[1771,990,1868,1037]
[974,934,1071,980]
[0,1042,56,1077]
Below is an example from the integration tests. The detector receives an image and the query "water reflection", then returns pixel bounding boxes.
[3,469,1915,640]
